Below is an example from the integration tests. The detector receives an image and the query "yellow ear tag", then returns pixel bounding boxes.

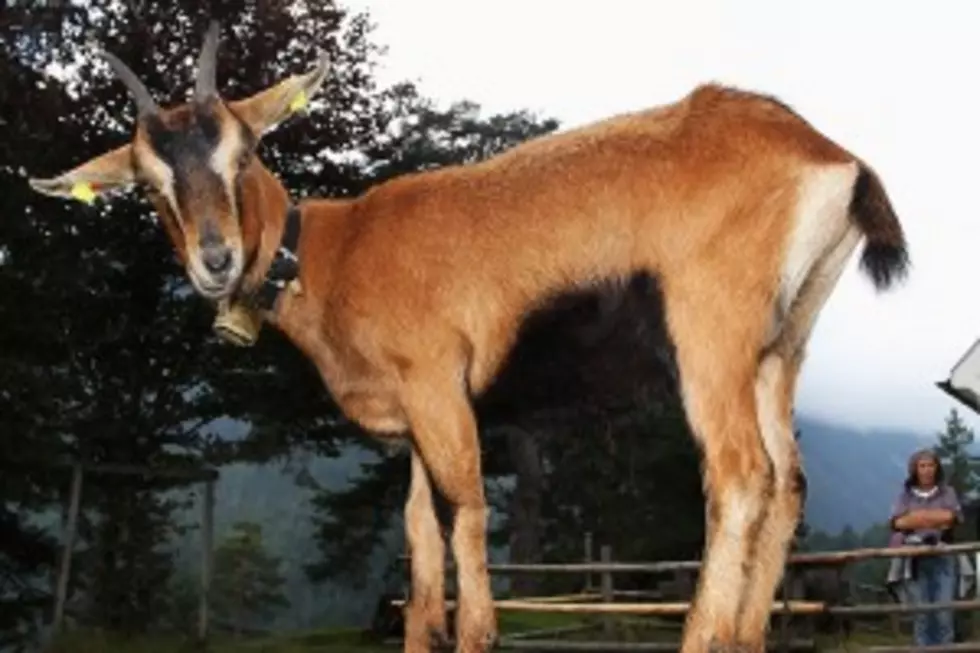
[71,183,96,205]
[289,90,309,113]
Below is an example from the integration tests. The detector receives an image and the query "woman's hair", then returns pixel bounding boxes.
[904,448,945,490]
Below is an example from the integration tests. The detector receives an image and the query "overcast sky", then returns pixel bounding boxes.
[338,0,979,436]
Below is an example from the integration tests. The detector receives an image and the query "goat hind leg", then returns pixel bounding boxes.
[737,225,863,641]
[735,352,805,648]
[674,359,774,651]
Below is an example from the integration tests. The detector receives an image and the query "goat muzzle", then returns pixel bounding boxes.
[213,301,262,347]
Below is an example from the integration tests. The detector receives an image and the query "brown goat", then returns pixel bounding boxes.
[28,23,909,653]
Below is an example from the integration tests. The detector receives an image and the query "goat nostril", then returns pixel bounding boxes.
[202,247,232,275]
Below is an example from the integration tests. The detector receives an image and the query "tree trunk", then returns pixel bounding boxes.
[506,427,544,596]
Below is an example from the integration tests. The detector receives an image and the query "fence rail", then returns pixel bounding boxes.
[411,541,980,575]
[391,598,828,615]
[492,640,818,652]
[395,537,980,651]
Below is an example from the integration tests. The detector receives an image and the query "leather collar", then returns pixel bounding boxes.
[244,204,302,312]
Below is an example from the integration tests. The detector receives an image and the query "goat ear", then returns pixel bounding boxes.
[29,144,136,204]
[229,52,330,137]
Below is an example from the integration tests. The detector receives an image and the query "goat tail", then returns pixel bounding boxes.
[848,161,911,291]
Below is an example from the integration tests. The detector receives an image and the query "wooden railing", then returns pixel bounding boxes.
[395,537,980,651]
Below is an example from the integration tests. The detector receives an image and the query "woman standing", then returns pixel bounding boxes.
[888,449,964,646]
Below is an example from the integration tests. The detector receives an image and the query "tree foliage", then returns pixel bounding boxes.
[934,407,980,501]
[0,0,417,640]
[211,521,290,635]
[3,0,721,639]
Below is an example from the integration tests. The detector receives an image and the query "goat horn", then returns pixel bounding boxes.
[194,20,221,102]
[97,46,159,117]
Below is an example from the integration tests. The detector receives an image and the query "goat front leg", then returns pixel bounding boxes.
[401,377,497,653]
[404,447,450,652]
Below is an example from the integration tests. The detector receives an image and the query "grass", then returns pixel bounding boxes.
[44,614,595,652]
[814,629,916,653]
[498,610,594,634]
[46,619,956,652]
[46,628,390,653]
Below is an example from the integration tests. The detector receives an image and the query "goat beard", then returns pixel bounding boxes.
[212,299,263,347]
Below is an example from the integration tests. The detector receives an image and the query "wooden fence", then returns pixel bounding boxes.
[40,459,219,645]
[394,537,980,652]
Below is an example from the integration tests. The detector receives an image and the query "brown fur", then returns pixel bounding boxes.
[30,37,910,653]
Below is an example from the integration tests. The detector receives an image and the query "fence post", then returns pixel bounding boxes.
[890,607,900,638]
[600,545,614,636]
[584,532,594,593]
[198,478,215,643]
[834,563,847,645]
[53,463,83,636]
[779,567,792,653]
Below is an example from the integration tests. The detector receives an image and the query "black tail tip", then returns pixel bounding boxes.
[860,241,910,292]
[849,162,910,292]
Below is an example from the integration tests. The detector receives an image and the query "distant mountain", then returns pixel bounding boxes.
[795,414,933,535]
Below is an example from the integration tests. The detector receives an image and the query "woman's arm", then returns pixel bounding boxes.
[893,508,957,531]
[942,486,965,530]
[889,491,911,532]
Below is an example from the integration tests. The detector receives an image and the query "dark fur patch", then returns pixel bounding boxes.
[473,271,681,431]
[141,102,255,222]
[793,466,808,500]
[428,626,452,651]
[143,104,222,170]
[848,163,910,291]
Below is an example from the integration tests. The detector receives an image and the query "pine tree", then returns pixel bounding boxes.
[793,423,810,546]
[1,0,408,637]
[838,524,860,550]
[934,407,980,501]
[210,521,290,636]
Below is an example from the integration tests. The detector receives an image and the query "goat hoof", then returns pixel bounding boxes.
[481,631,498,650]
[708,643,761,653]
[428,626,451,650]
[462,631,497,652]
[452,632,496,653]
